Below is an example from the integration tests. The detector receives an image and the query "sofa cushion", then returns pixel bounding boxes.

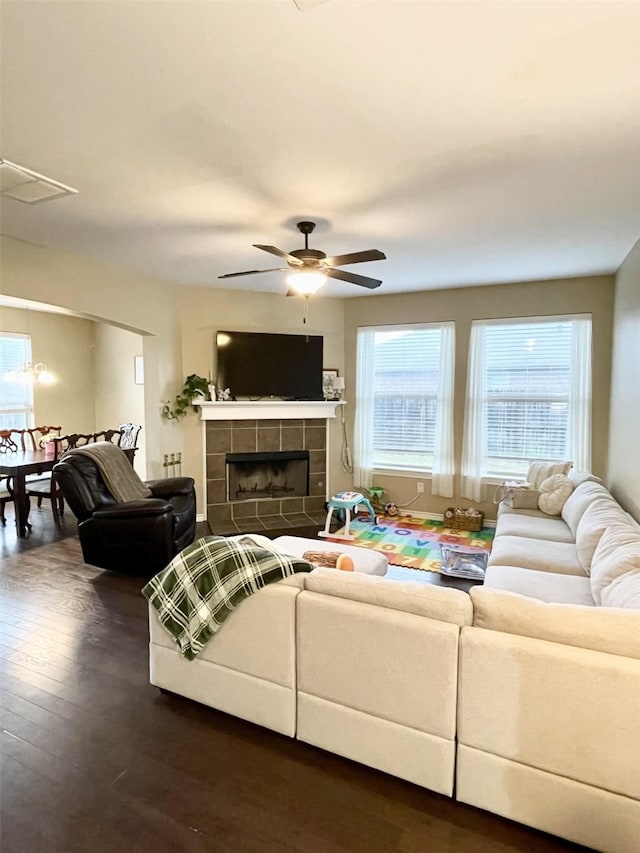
[601,570,640,609]
[527,460,573,488]
[561,481,614,537]
[575,497,628,574]
[488,535,586,576]
[496,503,549,519]
[484,565,595,606]
[303,568,473,627]
[590,522,640,605]
[538,474,574,516]
[470,587,640,660]
[494,511,574,543]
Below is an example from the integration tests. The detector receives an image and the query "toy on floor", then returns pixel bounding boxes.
[318,490,377,541]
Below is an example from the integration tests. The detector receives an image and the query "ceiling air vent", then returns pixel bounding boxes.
[0,158,78,204]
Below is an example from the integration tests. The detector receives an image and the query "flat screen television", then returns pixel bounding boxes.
[216,331,324,400]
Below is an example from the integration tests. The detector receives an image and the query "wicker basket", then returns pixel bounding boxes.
[443,507,484,532]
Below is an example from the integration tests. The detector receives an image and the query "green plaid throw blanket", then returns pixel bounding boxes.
[142,534,313,660]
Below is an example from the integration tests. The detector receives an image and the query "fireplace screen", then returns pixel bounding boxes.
[226,450,309,502]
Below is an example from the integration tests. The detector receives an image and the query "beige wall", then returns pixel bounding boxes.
[0,305,96,432]
[94,324,147,479]
[1,236,182,481]
[344,275,615,521]
[608,239,640,520]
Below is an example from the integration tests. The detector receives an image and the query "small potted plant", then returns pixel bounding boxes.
[364,485,385,514]
[162,374,209,420]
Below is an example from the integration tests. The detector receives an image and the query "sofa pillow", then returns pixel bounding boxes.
[568,470,603,488]
[575,497,627,574]
[590,521,640,604]
[273,535,388,576]
[538,474,574,516]
[470,586,640,659]
[527,460,573,489]
[561,480,614,537]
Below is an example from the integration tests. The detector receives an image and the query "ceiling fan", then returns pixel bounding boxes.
[219,221,386,295]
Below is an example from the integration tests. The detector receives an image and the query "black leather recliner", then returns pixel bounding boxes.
[53,452,197,573]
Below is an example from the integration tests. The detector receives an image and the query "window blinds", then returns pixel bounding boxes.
[484,320,573,475]
[370,326,445,471]
[0,332,34,428]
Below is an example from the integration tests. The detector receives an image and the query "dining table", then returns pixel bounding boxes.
[0,449,55,537]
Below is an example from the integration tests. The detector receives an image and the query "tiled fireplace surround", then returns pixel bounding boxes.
[205,418,328,535]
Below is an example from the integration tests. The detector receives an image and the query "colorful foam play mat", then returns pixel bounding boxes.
[328,515,494,573]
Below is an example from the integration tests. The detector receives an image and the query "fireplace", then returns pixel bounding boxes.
[204,416,329,535]
[227,450,309,502]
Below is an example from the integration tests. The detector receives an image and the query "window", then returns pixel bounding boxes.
[461,315,592,500]
[0,332,34,429]
[354,322,455,497]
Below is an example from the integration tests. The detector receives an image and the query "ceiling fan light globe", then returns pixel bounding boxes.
[286,271,327,295]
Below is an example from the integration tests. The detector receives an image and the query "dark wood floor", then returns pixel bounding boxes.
[0,506,594,852]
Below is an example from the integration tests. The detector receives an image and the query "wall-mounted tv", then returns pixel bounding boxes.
[216,331,324,400]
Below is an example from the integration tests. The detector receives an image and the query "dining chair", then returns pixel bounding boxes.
[17,425,62,451]
[92,427,139,463]
[0,430,19,453]
[93,428,122,445]
[52,433,98,458]
[0,476,13,526]
[0,432,19,526]
[23,426,65,523]
[117,423,142,450]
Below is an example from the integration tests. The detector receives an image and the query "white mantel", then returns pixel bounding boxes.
[195,400,345,421]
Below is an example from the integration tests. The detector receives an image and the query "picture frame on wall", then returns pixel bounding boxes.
[134,355,144,385]
[322,369,339,400]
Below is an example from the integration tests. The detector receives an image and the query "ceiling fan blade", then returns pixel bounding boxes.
[218,267,285,279]
[253,244,304,266]
[323,249,386,267]
[325,268,382,289]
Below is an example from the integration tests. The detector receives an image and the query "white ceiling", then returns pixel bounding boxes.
[1,0,639,298]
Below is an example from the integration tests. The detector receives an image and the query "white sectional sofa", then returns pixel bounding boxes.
[457,474,640,852]
[148,474,640,852]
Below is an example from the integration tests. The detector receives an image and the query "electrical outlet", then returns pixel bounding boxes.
[417,481,424,494]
